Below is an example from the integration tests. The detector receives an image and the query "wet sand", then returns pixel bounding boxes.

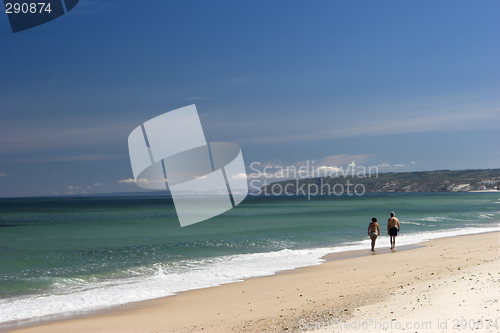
[3,232,499,333]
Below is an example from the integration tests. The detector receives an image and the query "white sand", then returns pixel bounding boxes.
[5,232,499,333]
[311,258,499,332]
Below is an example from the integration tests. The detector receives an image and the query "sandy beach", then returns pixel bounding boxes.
[3,231,499,333]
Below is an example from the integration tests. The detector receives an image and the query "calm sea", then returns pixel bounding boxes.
[1,192,499,324]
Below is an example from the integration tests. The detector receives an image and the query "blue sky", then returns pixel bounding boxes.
[0,0,499,197]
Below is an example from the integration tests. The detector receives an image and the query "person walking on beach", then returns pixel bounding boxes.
[367,217,380,251]
[387,212,400,249]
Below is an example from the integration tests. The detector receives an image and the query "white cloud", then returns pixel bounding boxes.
[247,155,375,181]
[93,183,101,186]
[231,173,248,179]
[316,166,343,173]
[118,178,139,184]
[119,178,167,184]
[377,163,408,168]
[67,186,74,189]
[247,172,276,179]
[411,161,416,164]
[0,173,6,177]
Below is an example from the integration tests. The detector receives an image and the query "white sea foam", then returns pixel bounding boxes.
[1,225,499,325]
[400,221,422,225]
[415,216,447,222]
[478,213,495,219]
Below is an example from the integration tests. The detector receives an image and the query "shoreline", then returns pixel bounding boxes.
[3,231,499,333]
[1,243,423,331]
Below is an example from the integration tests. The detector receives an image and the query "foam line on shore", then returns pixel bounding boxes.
[1,224,499,325]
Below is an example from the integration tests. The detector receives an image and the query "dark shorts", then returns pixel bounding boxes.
[389,227,398,236]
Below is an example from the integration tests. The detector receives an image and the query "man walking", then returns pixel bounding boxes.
[387,212,400,249]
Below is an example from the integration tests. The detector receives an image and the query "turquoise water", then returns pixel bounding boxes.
[1,192,499,323]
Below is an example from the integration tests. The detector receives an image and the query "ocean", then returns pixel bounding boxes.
[1,192,499,325]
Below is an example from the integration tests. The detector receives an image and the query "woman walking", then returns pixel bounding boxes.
[367,217,380,251]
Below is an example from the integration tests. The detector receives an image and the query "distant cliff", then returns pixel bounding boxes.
[259,169,500,195]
